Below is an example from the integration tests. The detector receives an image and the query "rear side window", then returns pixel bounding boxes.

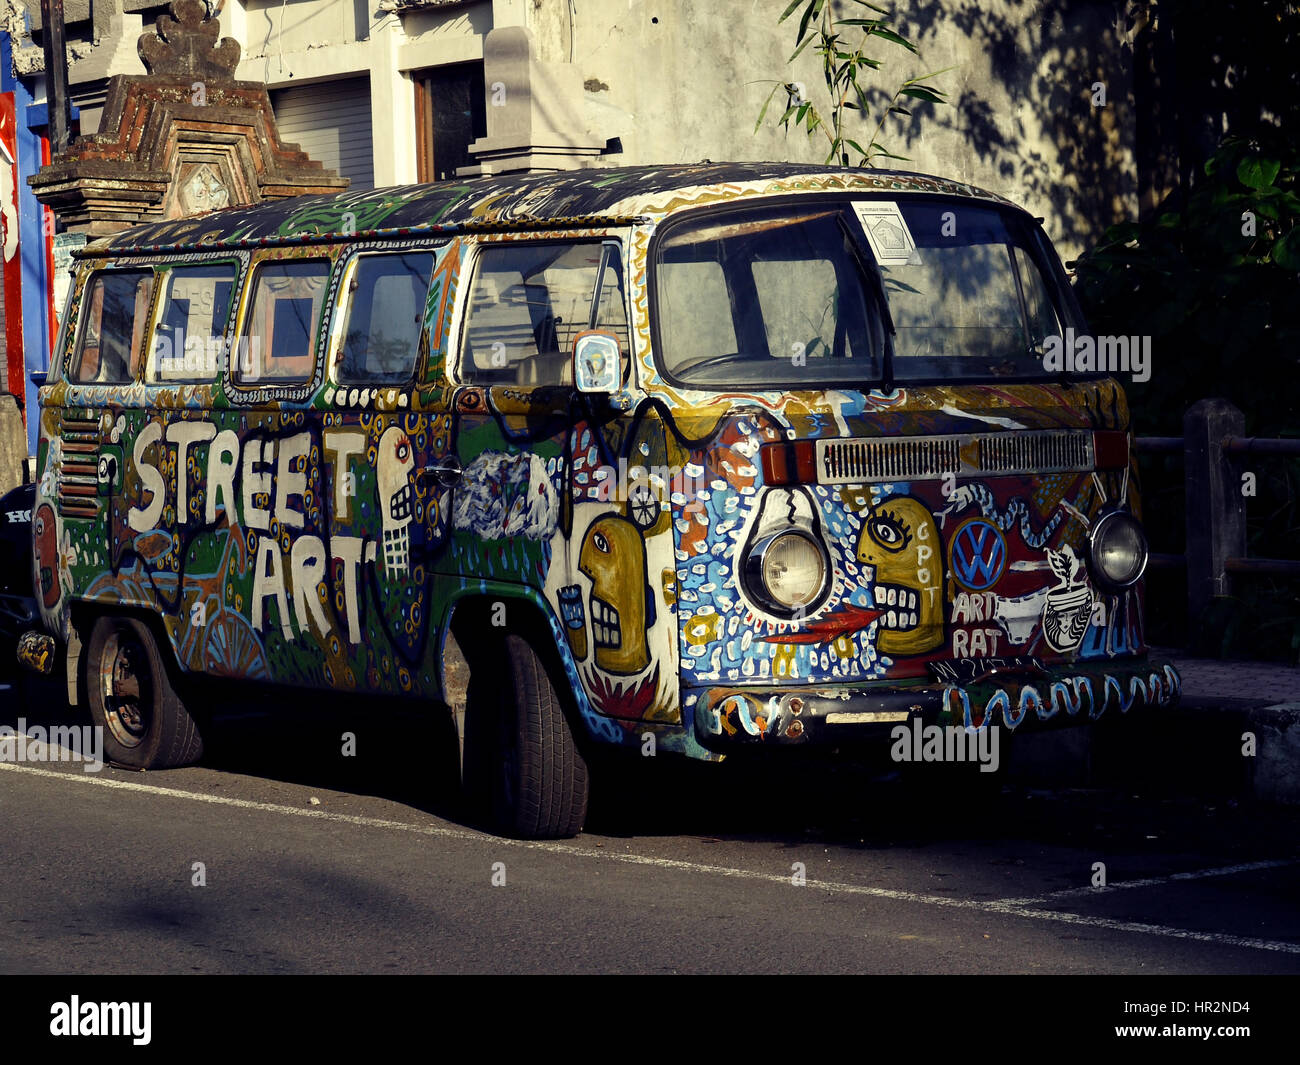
[460,242,627,387]
[337,252,435,384]
[235,260,330,385]
[149,263,237,382]
[70,270,154,384]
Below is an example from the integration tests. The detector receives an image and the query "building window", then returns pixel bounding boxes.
[414,62,487,182]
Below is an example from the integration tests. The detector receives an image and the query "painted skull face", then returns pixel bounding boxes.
[33,504,59,609]
[377,426,414,578]
[578,515,650,675]
[856,494,943,655]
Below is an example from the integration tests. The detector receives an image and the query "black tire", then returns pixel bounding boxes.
[464,632,589,838]
[83,615,203,769]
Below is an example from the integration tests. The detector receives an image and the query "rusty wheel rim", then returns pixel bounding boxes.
[101,630,149,749]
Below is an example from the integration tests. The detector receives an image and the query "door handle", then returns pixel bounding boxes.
[418,456,462,487]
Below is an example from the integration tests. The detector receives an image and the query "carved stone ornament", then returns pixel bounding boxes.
[29,0,347,234]
[138,0,241,79]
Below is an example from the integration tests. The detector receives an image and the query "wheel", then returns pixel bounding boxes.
[83,615,204,769]
[464,632,589,838]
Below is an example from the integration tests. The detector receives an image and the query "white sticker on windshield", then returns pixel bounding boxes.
[851,201,917,266]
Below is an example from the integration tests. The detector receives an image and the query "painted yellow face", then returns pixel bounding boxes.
[578,515,650,675]
[856,495,943,656]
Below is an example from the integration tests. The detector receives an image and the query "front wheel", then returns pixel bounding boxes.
[464,632,589,838]
[83,615,204,769]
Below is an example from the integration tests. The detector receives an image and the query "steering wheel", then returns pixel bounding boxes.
[677,352,755,378]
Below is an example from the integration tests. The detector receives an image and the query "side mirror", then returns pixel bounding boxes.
[572,330,621,394]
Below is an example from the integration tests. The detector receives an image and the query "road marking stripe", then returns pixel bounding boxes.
[4,761,1299,956]
[998,859,1300,905]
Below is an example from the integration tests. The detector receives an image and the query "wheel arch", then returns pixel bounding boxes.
[67,599,185,708]
[437,584,621,749]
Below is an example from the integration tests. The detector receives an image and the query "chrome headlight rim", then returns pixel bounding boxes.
[1086,507,1149,592]
[742,528,832,619]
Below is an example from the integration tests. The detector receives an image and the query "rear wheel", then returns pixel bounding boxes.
[464,632,589,838]
[83,615,203,769]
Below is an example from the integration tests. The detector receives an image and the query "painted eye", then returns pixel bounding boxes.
[868,512,911,551]
[396,441,409,462]
[593,531,610,553]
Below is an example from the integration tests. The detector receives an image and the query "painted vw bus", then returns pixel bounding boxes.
[24,163,1179,837]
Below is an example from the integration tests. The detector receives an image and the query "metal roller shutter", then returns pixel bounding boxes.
[271,77,374,191]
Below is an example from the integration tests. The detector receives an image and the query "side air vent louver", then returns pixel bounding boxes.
[57,415,100,519]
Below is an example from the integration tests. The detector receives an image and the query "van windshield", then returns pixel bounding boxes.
[653,198,1067,387]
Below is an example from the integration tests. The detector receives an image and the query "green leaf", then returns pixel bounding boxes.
[866,26,918,52]
[795,0,817,42]
[870,145,910,162]
[779,0,807,24]
[899,85,946,104]
[755,82,782,132]
[788,32,817,62]
[1237,156,1281,190]
[889,105,911,115]
[1273,227,1300,270]
[904,66,957,84]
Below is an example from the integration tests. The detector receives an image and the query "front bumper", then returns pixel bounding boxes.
[689,657,1181,749]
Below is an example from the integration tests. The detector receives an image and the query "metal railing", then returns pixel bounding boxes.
[1135,400,1300,643]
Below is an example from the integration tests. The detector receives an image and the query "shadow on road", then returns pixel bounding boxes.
[2,659,1297,861]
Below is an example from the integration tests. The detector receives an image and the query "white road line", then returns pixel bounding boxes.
[4,760,1299,956]
[998,859,1300,906]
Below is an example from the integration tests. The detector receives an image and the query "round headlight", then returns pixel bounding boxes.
[1087,509,1148,590]
[744,530,830,616]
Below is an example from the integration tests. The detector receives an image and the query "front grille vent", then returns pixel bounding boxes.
[816,430,1094,484]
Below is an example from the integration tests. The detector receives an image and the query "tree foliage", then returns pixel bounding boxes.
[756,0,950,167]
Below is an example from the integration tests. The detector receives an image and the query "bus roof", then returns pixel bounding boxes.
[87,162,1019,256]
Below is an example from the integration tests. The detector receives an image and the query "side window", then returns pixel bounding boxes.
[235,260,330,385]
[460,243,627,387]
[70,270,154,384]
[338,252,436,384]
[149,263,237,382]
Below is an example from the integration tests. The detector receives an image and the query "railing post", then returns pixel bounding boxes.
[1184,398,1246,652]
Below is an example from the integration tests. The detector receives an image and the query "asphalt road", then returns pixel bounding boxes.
[1,669,1298,975]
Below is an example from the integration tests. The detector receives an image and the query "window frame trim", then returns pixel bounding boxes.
[68,266,158,386]
[144,257,243,386]
[229,256,335,392]
[450,236,630,388]
[328,247,441,389]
